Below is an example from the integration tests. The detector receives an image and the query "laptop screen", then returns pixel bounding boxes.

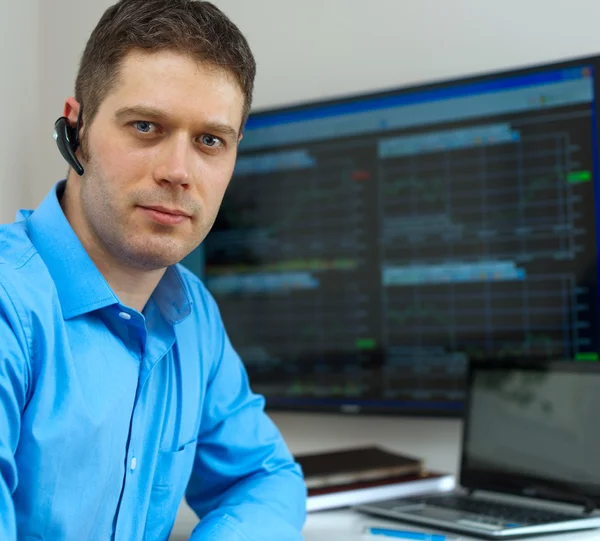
[461,361,600,506]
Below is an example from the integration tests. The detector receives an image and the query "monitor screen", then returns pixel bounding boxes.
[194,55,600,416]
[462,361,600,504]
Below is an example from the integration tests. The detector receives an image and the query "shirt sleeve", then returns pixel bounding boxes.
[0,280,31,541]
[184,298,307,541]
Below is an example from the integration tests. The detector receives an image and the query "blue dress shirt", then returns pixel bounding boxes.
[0,182,306,540]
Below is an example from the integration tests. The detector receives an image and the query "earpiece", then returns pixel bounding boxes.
[53,107,84,176]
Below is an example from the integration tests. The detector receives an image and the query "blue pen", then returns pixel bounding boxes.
[364,526,457,541]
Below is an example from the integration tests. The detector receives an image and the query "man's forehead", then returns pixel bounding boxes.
[117,48,241,90]
[103,49,245,128]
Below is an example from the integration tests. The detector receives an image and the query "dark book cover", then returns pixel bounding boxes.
[296,445,423,489]
[308,470,445,497]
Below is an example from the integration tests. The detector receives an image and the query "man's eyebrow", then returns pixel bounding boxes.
[203,122,239,140]
[114,105,169,121]
[114,106,239,139]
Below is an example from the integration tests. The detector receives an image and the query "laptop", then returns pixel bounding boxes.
[356,359,600,538]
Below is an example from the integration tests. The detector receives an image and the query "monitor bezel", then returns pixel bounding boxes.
[245,53,600,130]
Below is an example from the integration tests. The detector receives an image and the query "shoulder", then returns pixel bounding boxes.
[0,219,57,301]
[0,219,36,269]
[0,220,61,340]
[0,221,42,390]
[0,220,47,307]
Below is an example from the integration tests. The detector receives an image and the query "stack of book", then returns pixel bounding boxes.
[295,445,455,512]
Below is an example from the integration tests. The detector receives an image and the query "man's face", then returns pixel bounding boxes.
[74,49,244,271]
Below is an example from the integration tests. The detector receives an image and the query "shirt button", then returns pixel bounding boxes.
[119,312,132,321]
[130,457,137,471]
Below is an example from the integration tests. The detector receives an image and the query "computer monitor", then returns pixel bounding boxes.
[196,54,600,416]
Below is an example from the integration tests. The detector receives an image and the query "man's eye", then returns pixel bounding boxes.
[200,134,223,148]
[132,121,155,133]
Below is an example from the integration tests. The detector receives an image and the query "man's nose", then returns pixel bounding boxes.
[153,134,192,188]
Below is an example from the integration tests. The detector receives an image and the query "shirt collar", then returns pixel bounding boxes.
[25,181,192,323]
[153,265,192,325]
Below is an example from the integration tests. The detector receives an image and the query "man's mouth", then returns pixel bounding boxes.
[138,205,191,226]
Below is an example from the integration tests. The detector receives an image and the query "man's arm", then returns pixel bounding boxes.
[185,304,306,541]
[0,281,31,541]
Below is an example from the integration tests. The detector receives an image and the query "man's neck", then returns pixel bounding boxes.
[91,255,165,313]
[60,179,165,313]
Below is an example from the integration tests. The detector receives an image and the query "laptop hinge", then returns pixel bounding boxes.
[526,484,597,515]
[470,487,596,515]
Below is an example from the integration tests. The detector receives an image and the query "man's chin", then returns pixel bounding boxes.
[118,245,187,271]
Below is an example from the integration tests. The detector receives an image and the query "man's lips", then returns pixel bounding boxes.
[142,205,191,217]
[138,205,191,226]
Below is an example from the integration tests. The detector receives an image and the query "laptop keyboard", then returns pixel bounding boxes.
[401,494,581,526]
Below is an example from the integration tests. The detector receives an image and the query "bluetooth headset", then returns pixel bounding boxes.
[53,107,85,176]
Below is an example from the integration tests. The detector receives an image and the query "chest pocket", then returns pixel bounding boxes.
[144,439,198,540]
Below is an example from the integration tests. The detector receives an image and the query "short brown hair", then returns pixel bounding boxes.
[75,0,256,130]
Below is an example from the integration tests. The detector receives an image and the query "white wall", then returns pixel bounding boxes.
[4,0,600,537]
[214,0,600,110]
[0,1,39,223]
[34,0,114,207]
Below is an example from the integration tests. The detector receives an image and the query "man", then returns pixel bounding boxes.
[0,1,306,539]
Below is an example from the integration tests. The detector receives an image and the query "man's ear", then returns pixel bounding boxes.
[63,97,82,127]
[55,97,85,176]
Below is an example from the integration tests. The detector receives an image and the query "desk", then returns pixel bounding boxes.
[171,414,598,540]
[303,509,600,541]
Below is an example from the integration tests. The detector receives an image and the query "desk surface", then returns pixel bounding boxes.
[303,509,600,541]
